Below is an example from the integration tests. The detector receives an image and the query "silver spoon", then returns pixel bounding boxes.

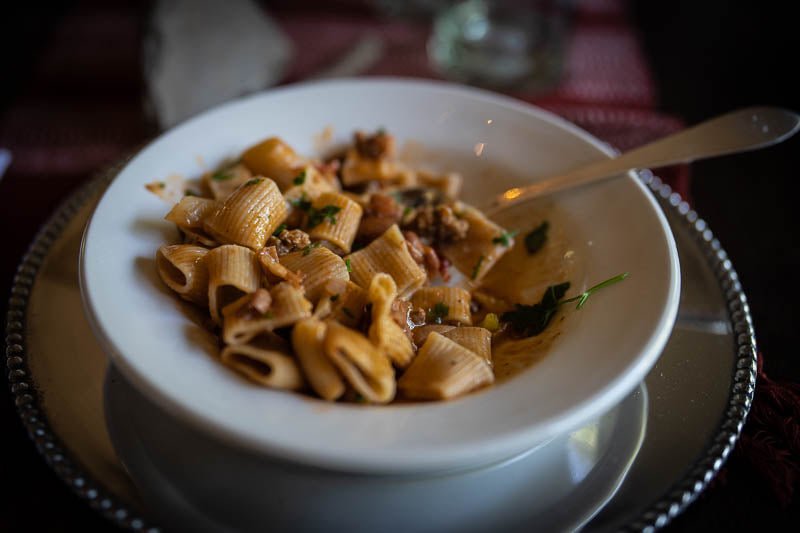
[486,106,800,215]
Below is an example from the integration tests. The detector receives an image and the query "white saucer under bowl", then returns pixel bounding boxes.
[105,364,647,533]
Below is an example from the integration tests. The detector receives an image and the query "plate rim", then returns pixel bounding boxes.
[4,160,756,533]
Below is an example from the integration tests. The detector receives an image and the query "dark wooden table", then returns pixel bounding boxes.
[2,1,798,531]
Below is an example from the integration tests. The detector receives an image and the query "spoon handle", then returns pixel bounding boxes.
[487,106,800,214]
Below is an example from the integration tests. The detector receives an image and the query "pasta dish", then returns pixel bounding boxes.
[151,130,616,404]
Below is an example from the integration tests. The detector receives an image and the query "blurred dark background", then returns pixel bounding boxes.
[1,0,798,531]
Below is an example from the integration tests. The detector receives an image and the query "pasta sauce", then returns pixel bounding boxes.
[149,130,585,404]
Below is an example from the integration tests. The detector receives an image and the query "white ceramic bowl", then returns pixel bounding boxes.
[81,78,679,475]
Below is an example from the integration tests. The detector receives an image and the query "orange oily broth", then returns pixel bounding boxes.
[479,203,586,383]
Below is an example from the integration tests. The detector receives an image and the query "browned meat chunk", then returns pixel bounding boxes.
[403,204,469,244]
[354,130,395,160]
[266,229,311,255]
[403,230,451,282]
[358,193,402,242]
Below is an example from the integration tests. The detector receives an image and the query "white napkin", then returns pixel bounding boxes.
[144,0,292,130]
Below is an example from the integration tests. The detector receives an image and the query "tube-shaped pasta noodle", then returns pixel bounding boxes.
[206,244,261,324]
[442,327,492,365]
[368,274,415,368]
[341,147,399,186]
[411,287,472,325]
[204,177,287,250]
[323,279,369,328]
[156,244,210,306]
[416,170,462,199]
[306,192,363,253]
[398,332,493,400]
[285,165,339,198]
[257,246,304,287]
[241,137,306,191]
[292,318,345,401]
[165,196,218,230]
[324,322,395,404]
[165,196,219,246]
[222,282,312,345]
[441,202,513,283]
[220,344,304,390]
[279,246,349,303]
[345,224,426,297]
[411,324,455,347]
[205,163,253,199]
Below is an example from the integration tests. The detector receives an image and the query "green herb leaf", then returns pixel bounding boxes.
[211,171,233,181]
[290,193,313,212]
[157,181,166,189]
[402,205,413,219]
[501,272,629,337]
[524,221,549,254]
[301,242,321,256]
[244,178,262,187]
[562,272,629,310]
[345,258,352,273]
[501,282,570,337]
[293,169,307,186]
[184,189,198,197]
[307,205,341,228]
[272,223,287,236]
[427,302,450,324]
[492,229,519,247]
[471,255,484,280]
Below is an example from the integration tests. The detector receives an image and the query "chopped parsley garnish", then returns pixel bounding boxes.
[330,294,340,302]
[244,178,262,187]
[301,242,321,256]
[502,282,570,337]
[290,193,312,212]
[184,189,198,196]
[427,302,450,324]
[524,221,549,254]
[501,273,629,337]
[211,171,233,181]
[293,169,307,186]
[272,223,287,236]
[562,272,630,310]
[402,205,413,219]
[492,229,519,247]
[345,258,352,273]
[307,205,341,228]
[342,307,355,319]
[157,181,166,189]
[471,255,484,280]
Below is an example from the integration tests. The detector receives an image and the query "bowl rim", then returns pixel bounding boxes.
[80,76,680,474]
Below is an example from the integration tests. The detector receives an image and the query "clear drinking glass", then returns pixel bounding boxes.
[428,0,571,92]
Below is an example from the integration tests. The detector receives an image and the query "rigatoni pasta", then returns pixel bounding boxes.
[156,244,210,306]
[345,224,426,297]
[151,128,590,404]
[205,244,261,324]
[204,177,287,250]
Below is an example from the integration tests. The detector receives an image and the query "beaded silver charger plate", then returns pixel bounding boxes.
[5,165,757,532]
